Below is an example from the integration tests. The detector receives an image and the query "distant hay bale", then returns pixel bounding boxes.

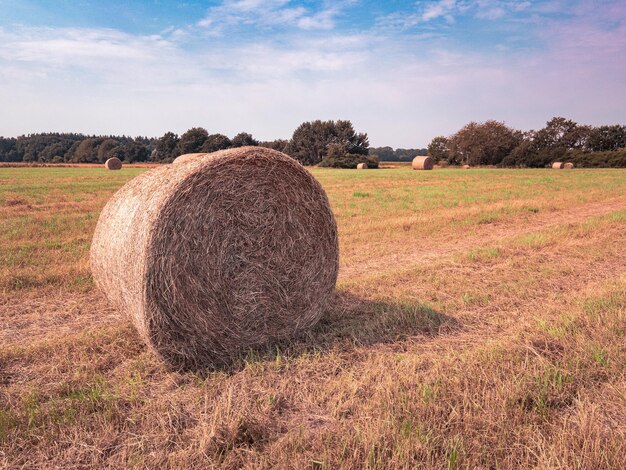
[173,153,209,164]
[105,157,122,170]
[412,156,434,170]
[564,162,574,169]
[552,162,564,169]
[356,163,368,169]
[462,164,471,169]
[91,147,339,370]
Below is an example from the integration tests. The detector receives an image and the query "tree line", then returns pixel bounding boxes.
[3,116,624,168]
[428,117,626,167]
[0,120,371,168]
[368,147,427,161]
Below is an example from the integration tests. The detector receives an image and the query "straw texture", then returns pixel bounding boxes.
[91,147,339,370]
[105,157,122,170]
[173,153,209,164]
[412,156,434,170]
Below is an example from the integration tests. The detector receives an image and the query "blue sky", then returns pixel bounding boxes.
[1,0,624,147]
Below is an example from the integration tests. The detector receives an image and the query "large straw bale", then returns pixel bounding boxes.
[91,147,339,369]
[412,156,434,170]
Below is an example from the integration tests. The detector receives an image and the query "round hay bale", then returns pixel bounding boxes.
[356,162,368,169]
[552,162,564,169]
[173,153,209,164]
[105,157,122,170]
[91,147,339,370]
[412,156,434,170]
[462,164,471,169]
[563,162,574,169]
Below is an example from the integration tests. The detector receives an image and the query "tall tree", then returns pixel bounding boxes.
[427,136,449,163]
[533,117,589,151]
[154,132,180,162]
[201,133,232,152]
[285,120,369,165]
[448,120,522,166]
[177,127,209,154]
[231,132,258,148]
[586,125,626,152]
[97,139,119,163]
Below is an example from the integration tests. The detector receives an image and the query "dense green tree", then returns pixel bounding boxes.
[177,127,209,154]
[448,120,522,166]
[0,137,20,162]
[97,139,119,163]
[231,132,258,148]
[285,120,369,165]
[586,125,626,151]
[427,136,449,163]
[201,133,232,152]
[70,137,107,163]
[533,117,589,151]
[154,132,180,162]
[319,143,379,168]
[113,140,149,163]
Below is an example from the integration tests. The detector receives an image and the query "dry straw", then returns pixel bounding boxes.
[462,164,471,169]
[173,153,209,164]
[412,156,434,170]
[564,162,575,169]
[105,157,122,170]
[91,146,339,370]
[356,163,368,169]
[552,162,565,169]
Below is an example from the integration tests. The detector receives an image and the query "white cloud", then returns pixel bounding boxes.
[196,0,346,32]
[422,0,457,21]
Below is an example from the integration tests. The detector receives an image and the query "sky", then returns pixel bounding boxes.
[0,0,624,147]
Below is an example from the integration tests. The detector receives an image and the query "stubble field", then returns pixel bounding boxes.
[1,166,625,468]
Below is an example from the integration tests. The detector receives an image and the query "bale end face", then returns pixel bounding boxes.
[412,156,434,170]
[91,147,339,370]
[563,162,574,169]
[105,157,122,170]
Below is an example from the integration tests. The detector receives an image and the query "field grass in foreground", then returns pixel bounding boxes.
[0,166,625,468]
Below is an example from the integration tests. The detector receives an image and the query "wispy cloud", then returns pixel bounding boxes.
[196,0,353,33]
[422,0,458,22]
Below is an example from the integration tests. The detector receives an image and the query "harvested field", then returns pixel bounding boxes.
[1,166,625,468]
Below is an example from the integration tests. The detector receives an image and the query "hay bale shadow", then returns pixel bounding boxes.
[212,292,457,374]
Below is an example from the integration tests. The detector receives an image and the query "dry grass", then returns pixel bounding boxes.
[1,166,625,468]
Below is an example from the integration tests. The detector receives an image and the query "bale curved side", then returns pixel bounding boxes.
[91,147,339,370]
[356,163,367,169]
[173,153,209,164]
[412,156,434,170]
[563,162,574,169]
[552,162,564,169]
[105,157,122,170]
